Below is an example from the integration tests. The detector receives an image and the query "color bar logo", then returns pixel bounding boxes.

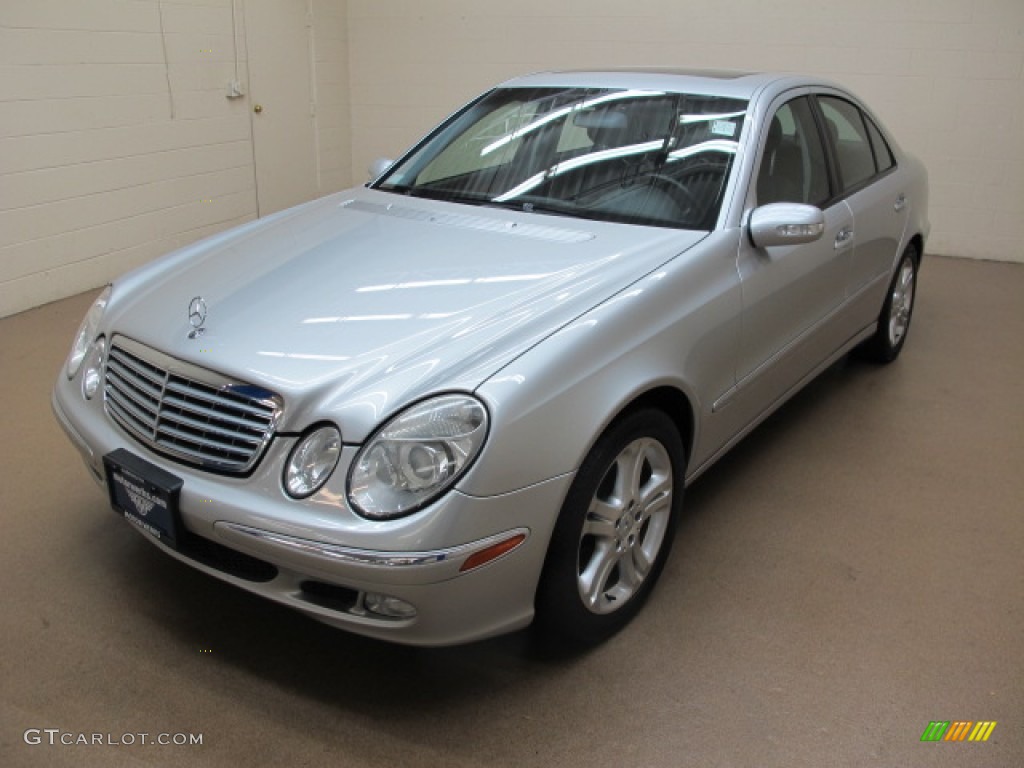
[920,721,997,742]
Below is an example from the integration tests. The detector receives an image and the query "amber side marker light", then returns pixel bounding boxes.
[460,533,528,573]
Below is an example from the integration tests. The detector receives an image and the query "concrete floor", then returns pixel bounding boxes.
[1,255,1021,767]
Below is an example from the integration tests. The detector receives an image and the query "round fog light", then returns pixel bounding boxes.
[82,338,106,400]
[284,425,342,498]
[364,593,417,619]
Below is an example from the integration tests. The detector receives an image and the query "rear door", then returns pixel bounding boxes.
[816,95,909,320]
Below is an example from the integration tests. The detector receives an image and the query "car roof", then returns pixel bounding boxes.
[499,68,831,101]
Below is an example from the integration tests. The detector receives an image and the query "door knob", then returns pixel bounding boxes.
[253,104,263,114]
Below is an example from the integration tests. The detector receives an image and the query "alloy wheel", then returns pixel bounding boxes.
[576,437,673,614]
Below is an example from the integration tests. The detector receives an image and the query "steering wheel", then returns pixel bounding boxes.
[641,173,702,218]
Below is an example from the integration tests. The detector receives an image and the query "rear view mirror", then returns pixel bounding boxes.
[749,203,825,248]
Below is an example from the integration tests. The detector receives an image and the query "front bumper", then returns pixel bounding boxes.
[52,381,572,646]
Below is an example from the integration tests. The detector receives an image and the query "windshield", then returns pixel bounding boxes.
[374,87,747,230]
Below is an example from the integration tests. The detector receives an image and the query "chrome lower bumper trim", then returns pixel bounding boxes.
[218,522,530,569]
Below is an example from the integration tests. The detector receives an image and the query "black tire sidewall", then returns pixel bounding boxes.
[534,408,686,645]
[862,245,919,363]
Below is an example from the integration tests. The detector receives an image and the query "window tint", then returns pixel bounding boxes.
[864,115,894,172]
[379,87,747,230]
[756,97,830,206]
[818,96,876,191]
[417,92,581,185]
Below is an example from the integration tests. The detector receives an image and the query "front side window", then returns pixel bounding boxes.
[756,97,830,206]
[375,87,748,230]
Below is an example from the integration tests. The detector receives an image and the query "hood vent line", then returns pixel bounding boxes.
[340,199,594,244]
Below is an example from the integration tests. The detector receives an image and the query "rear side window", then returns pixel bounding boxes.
[817,96,876,192]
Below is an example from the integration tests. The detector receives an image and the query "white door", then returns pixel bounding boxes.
[245,0,319,216]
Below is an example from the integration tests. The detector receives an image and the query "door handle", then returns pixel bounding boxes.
[834,226,854,249]
[894,193,906,212]
[253,104,263,114]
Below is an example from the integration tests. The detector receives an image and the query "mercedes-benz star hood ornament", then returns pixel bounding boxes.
[188,296,207,339]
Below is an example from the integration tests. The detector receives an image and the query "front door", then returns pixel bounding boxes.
[729,95,852,421]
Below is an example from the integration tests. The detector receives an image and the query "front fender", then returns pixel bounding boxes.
[460,230,743,497]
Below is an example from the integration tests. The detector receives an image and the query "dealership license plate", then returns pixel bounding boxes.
[103,449,184,549]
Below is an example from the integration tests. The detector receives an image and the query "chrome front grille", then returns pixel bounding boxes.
[104,337,282,474]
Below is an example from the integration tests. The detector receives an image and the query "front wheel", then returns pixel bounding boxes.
[857,244,919,363]
[534,409,685,645]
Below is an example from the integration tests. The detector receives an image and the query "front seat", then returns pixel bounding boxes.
[757,116,804,204]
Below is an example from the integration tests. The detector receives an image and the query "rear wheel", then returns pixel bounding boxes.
[534,409,685,645]
[858,244,919,363]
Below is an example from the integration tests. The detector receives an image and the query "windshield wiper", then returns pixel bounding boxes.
[379,185,494,207]
[480,198,607,223]
[378,183,431,198]
[380,186,600,224]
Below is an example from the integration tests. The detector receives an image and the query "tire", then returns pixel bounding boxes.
[857,244,919,363]
[534,409,685,646]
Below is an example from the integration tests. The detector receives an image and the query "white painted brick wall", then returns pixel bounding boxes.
[349,0,1024,264]
[0,0,352,319]
[2,0,1019,318]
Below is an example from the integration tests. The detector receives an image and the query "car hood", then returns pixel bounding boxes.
[106,189,705,440]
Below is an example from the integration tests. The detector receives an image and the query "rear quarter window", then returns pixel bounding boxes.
[864,115,895,173]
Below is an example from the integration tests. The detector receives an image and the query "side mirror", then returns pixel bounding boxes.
[367,157,394,182]
[748,203,825,248]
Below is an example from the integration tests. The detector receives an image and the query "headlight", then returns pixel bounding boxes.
[67,286,111,379]
[348,394,489,520]
[284,425,342,498]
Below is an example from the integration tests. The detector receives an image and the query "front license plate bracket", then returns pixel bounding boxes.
[103,448,184,549]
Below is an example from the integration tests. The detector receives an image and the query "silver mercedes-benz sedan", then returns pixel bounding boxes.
[53,69,929,646]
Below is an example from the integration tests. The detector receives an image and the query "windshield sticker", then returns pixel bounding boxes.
[711,120,737,137]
